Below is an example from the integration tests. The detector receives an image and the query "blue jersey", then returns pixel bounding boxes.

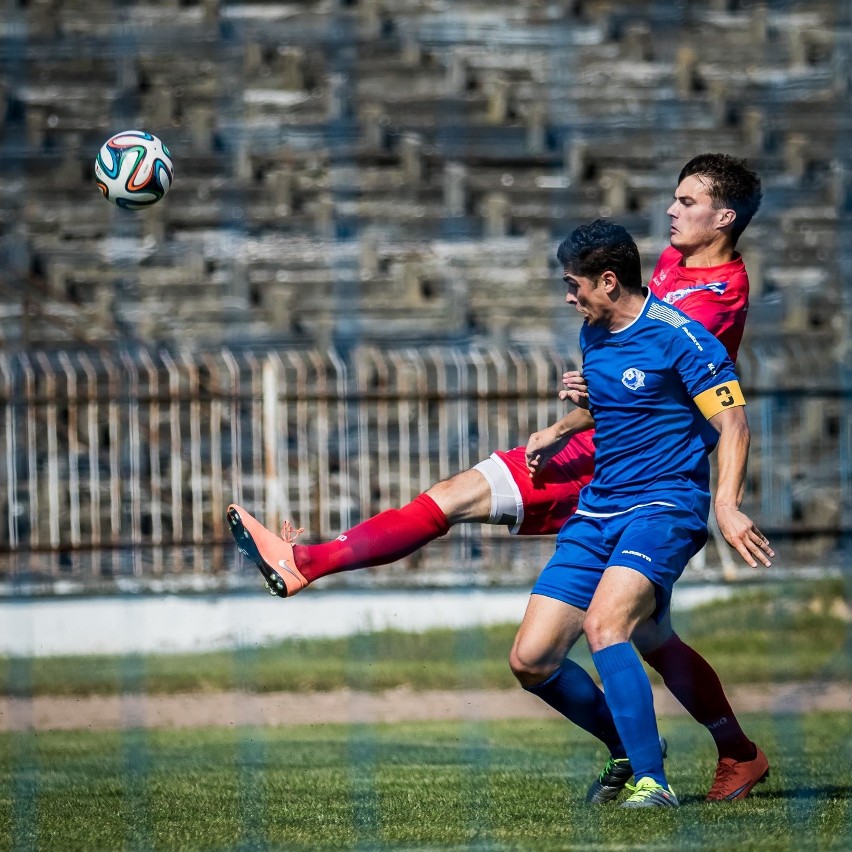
[577,290,743,516]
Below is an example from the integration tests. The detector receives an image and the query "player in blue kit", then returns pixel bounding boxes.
[509,219,774,807]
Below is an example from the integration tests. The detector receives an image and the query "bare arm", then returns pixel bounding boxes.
[525,405,594,478]
[708,405,774,568]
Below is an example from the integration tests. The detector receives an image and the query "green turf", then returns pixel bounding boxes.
[2,579,849,697]
[1,713,849,850]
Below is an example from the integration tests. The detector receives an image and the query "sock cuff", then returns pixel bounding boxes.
[412,493,451,534]
[523,667,562,694]
[592,642,639,679]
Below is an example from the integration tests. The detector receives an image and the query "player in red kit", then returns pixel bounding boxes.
[651,248,748,361]
[228,153,769,802]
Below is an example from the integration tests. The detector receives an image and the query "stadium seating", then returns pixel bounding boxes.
[0,0,847,365]
[0,0,848,582]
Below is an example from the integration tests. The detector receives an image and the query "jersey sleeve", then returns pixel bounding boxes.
[669,321,745,417]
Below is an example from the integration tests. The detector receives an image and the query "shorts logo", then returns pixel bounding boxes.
[621,549,652,562]
[621,368,646,390]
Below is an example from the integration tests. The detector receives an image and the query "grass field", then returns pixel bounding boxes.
[1,713,850,850]
[2,579,848,696]
[1,579,849,849]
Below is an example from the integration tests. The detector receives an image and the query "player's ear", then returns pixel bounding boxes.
[718,207,736,230]
[601,270,618,292]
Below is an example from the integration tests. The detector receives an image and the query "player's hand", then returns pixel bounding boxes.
[715,504,774,568]
[558,370,589,409]
[525,425,570,478]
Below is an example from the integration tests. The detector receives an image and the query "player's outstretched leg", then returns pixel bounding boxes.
[291,493,451,583]
[227,504,308,597]
[227,493,452,594]
[228,466,493,594]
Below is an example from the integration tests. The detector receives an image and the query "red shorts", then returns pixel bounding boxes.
[492,430,596,535]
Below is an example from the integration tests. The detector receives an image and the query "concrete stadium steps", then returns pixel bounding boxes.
[0,0,848,352]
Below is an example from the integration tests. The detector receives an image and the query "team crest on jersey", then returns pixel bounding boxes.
[663,281,728,304]
[621,368,646,390]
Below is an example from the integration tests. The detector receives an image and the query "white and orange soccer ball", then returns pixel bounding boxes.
[95,129,174,210]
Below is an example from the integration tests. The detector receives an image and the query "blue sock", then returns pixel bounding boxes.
[525,658,626,757]
[592,642,667,787]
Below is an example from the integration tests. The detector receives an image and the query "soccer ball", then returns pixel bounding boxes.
[95,129,174,210]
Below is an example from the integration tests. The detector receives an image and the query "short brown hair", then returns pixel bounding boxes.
[679,153,762,241]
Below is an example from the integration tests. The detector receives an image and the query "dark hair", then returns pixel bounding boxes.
[679,153,763,241]
[556,219,643,291]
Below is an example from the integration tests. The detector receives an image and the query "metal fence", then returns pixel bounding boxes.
[0,345,847,591]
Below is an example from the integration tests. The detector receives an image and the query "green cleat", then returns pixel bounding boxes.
[620,777,679,808]
[586,737,668,804]
[586,756,634,804]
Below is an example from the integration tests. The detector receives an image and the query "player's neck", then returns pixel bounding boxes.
[680,240,738,268]
[608,290,647,332]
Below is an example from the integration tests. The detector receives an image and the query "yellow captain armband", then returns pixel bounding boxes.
[693,380,747,419]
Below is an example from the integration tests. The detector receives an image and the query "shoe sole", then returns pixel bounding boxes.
[620,795,679,808]
[227,506,289,597]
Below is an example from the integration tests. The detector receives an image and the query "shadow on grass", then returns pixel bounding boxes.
[678,784,852,806]
[750,785,852,801]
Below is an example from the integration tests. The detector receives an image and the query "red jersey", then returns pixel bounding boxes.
[649,246,749,363]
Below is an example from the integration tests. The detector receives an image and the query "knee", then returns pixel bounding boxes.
[424,475,458,504]
[583,610,629,654]
[425,468,491,524]
[424,477,463,522]
[508,645,559,689]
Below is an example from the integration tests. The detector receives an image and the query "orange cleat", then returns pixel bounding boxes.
[227,504,308,598]
[705,746,770,801]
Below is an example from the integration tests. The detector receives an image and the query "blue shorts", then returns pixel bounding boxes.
[531,504,709,621]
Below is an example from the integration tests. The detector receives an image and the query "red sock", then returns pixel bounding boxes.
[292,493,450,583]
[642,633,756,762]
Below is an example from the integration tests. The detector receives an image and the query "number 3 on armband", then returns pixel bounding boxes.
[694,381,746,418]
[716,386,735,407]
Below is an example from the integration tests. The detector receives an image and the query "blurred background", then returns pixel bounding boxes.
[0,0,849,639]
[0,6,850,849]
